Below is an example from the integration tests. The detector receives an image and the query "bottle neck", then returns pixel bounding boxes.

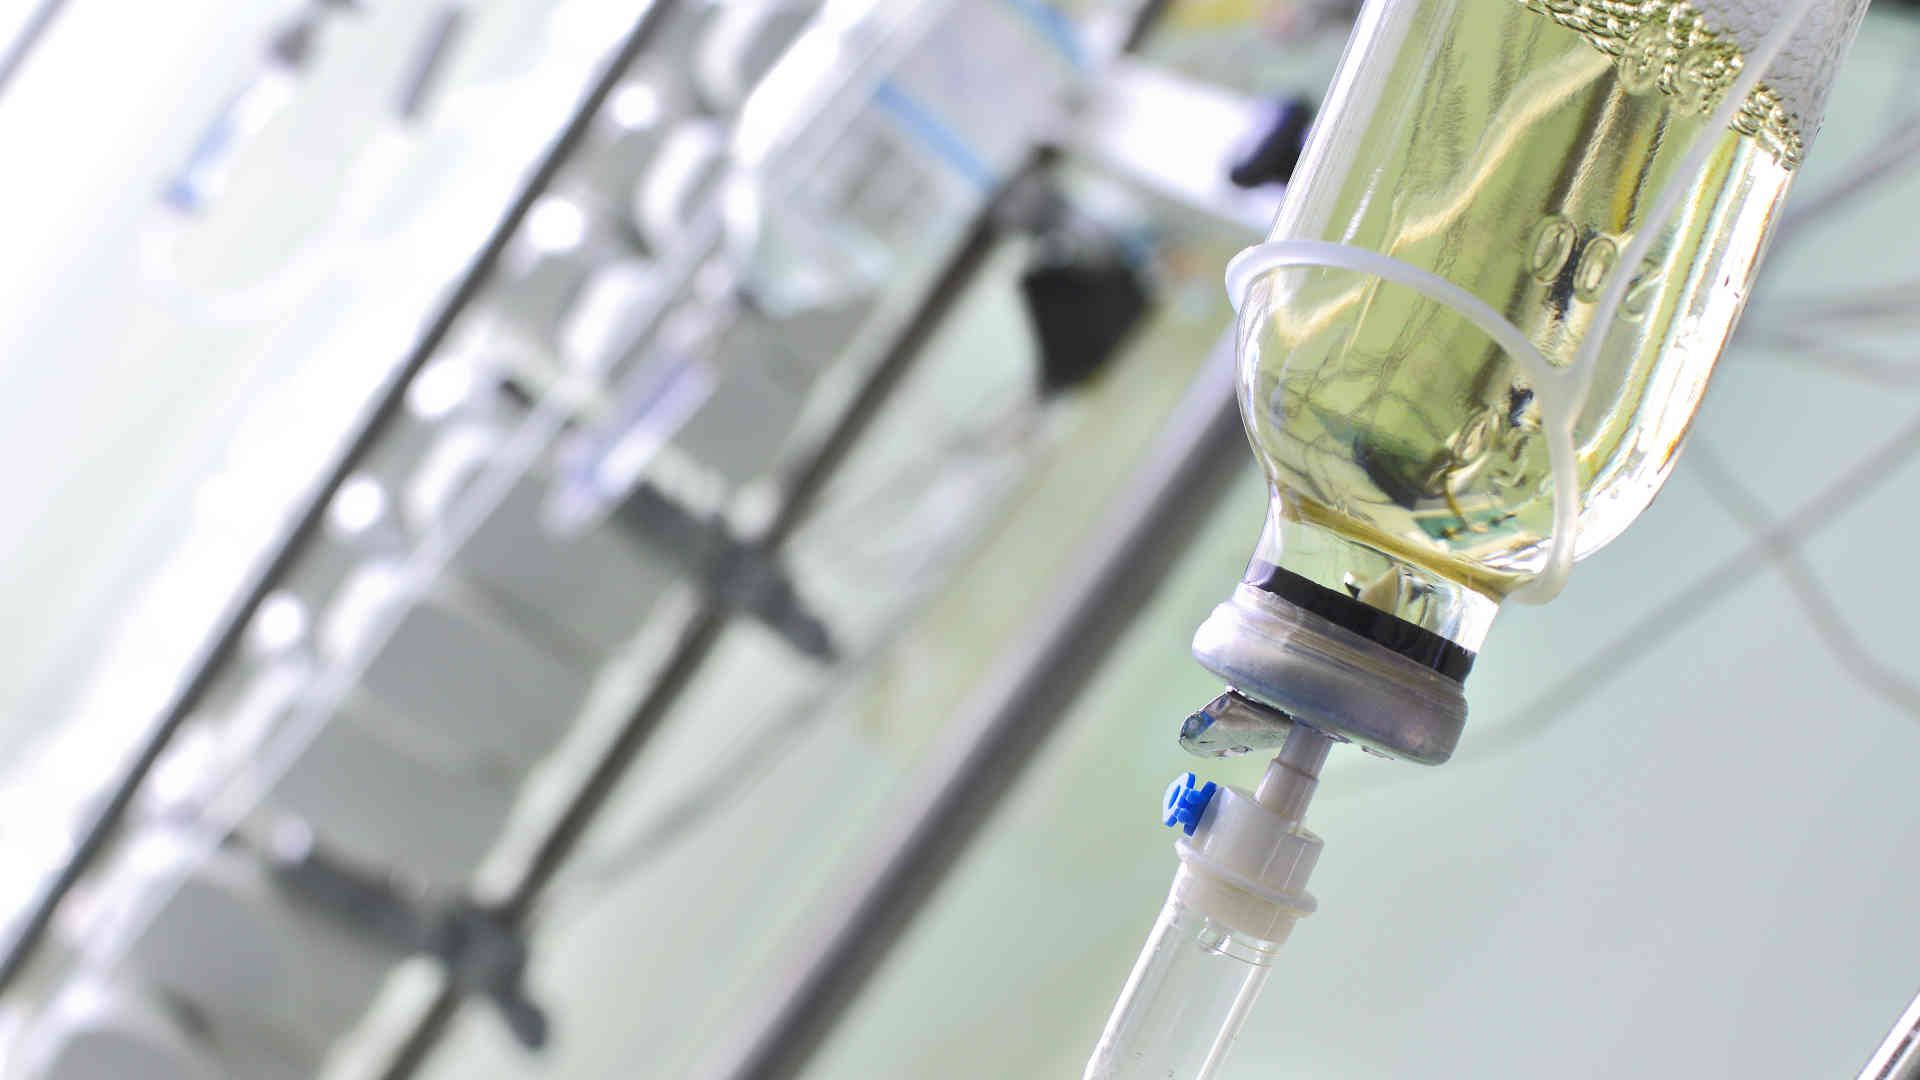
[1248,503,1500,665]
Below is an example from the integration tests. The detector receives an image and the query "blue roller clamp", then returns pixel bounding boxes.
[1163,773,1218,836]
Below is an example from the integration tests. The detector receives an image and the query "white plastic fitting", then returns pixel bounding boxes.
[1171,782,1322,947]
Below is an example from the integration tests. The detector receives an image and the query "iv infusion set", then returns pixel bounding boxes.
[1088,0,1869,1075]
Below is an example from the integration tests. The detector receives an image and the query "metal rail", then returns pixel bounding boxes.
[700,334,1246,1080]
[0,0,685,997]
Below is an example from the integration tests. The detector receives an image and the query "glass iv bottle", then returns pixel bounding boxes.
[1192,0,1869,763]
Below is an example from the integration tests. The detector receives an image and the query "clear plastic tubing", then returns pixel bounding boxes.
[1085,900,1281,1080]
[1088,726,1332,1080]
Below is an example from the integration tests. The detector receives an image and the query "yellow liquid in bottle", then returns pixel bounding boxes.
[1240,0,1796,640]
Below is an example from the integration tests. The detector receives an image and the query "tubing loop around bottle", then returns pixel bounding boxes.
[1225,240,1556,381]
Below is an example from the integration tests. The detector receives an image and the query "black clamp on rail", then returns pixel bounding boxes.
[264,827,549,1050]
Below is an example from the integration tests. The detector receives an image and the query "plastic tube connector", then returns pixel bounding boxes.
[1162,773,1218,836]
[1090,730,1334,1079]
